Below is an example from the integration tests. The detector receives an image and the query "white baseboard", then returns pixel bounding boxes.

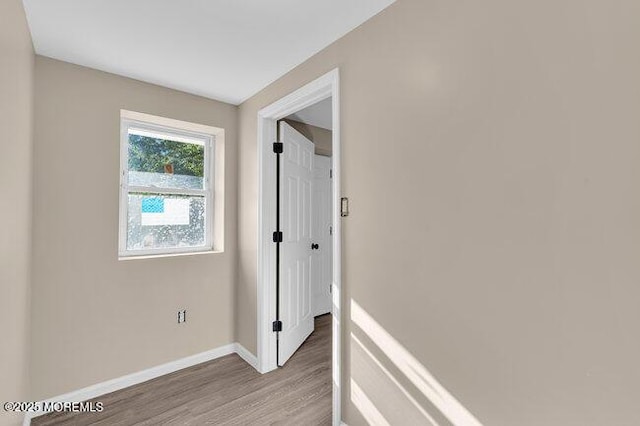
[24,342,259,425]
[234,343,259,371]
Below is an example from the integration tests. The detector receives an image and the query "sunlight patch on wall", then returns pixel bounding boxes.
[351,300,483,426]
[352,333,440,425]
[351,378,391,426]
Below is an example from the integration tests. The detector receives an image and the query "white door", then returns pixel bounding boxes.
[312,155,333,316]
[278,122,315,366]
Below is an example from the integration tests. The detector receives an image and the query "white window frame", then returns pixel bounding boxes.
[119,115,215,258]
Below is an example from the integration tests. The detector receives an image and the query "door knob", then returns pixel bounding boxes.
[311,243,319,250]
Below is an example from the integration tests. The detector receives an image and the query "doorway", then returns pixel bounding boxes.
[275,109,333,365]
[256,69,341,426]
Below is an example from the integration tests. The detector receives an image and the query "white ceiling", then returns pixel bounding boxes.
[287,97,333,130]
[22,0,395,105]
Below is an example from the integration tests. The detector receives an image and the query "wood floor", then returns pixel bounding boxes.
[33,315,332,426]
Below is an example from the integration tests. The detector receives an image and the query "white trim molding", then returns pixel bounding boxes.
[256,68,341,426]
[23,343,259,425]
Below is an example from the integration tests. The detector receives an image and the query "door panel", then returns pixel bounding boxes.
[312,155,333,316]
[278,122,315,366]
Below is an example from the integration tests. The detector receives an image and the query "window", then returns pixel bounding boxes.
[119,112,218,258]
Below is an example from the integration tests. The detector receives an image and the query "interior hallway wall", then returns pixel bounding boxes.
[237,0,640,424]
[30,57,238,400]
[0,0,34,424]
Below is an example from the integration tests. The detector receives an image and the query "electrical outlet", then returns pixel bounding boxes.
[177,310,187,324]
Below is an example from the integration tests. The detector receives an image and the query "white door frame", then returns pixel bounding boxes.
[256,68,341,425]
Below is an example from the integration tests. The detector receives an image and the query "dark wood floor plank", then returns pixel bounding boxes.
[33,315,332,426]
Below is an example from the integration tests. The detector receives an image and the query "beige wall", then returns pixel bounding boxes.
[30,57,238,400]
[238,0,640,424]
[283,119,332,156]
[0,0,33,425]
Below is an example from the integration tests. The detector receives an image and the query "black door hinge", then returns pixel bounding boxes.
[272,320,283,332]
[272,231,283,243]
[273,142,283,154]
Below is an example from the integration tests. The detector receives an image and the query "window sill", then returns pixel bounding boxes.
[118,249,223,261]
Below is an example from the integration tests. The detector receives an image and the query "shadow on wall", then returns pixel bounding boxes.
[282,119,332,156]
[350,300,483,426]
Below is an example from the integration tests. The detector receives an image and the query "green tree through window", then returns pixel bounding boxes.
[128,135,204,177]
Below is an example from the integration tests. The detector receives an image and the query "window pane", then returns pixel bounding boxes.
[127,193,207,251]
[128,132,205,190]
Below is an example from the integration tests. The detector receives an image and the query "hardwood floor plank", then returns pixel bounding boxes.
[33,315,332,426]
